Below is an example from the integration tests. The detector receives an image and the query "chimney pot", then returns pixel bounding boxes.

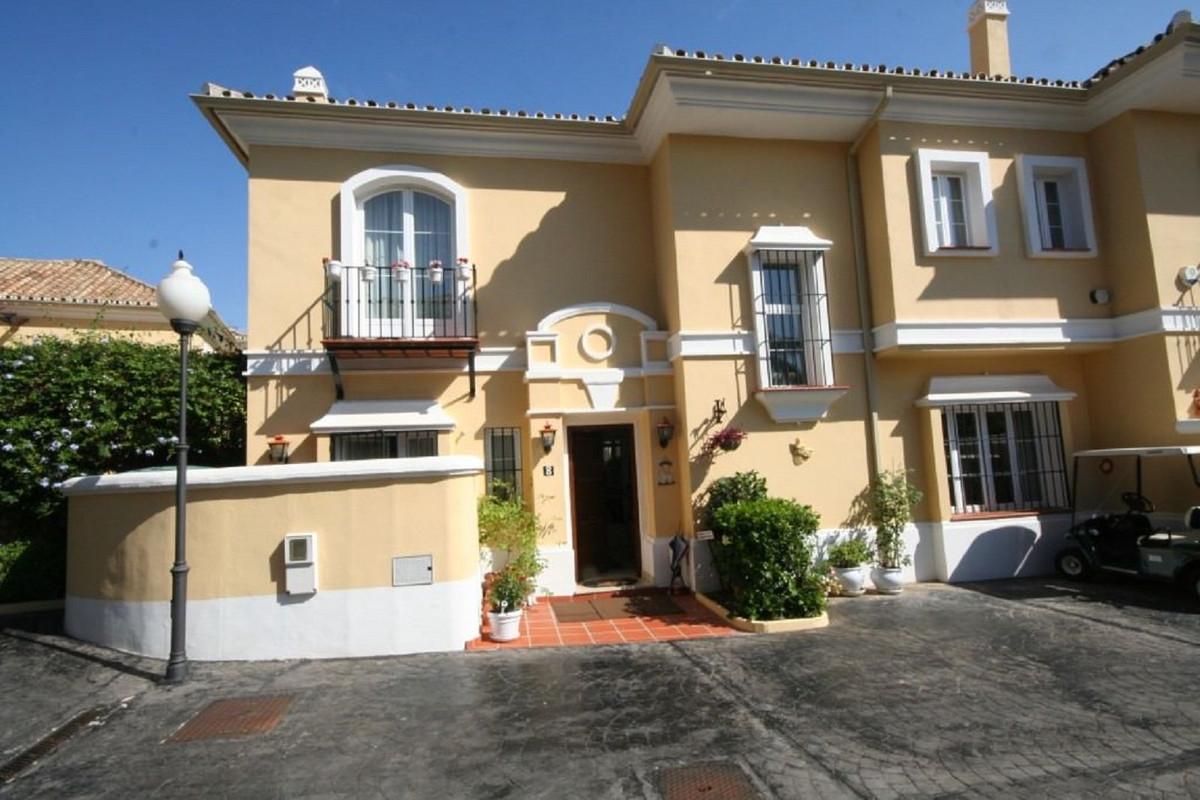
[292,66,328,101]
[967,0,1012,78]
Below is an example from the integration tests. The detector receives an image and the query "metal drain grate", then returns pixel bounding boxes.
[168,695,295,743]
[1,706,107,783]
[657,762,760,800]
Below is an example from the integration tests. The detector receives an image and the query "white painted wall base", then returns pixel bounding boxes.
[930,514,1072,583]
[65,578,482,661]
[483,545,577,597]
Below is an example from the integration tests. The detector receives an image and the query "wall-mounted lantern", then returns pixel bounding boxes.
[656,417,676,449]
[657,459,676,486]
[540,423,557,454]
[267,435,291,464]
[712,398,727,424]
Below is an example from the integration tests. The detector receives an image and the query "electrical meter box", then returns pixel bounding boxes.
[283,533,317,595]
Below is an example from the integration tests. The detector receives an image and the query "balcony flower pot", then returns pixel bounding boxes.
[871,567,904,595]
[833,566,867,597]
[487,609,523,642]
[455,258,472,282]
[392,261,411,281]
[428,260,444,283]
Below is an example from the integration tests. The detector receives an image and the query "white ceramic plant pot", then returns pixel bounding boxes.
[871,567,904,595]
[487,609,523,642]
[833,566,867,596]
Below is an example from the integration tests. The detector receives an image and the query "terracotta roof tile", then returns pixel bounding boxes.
[0,258,157,307]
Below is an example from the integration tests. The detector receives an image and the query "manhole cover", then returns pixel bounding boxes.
[658,762,760,800]
[168,695,295,743]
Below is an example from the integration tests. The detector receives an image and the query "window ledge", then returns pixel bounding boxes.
[949,508,1068,522]
[1026,248,1098,260]
[754,386,849,423]
[926,246,999,258]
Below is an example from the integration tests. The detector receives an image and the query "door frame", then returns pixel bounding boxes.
[561,414,652,585]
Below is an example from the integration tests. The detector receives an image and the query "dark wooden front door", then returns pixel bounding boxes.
[569,425,640,586]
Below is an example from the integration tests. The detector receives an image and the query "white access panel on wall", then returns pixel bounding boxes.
[392,555,433,587]
[284,533,317,595]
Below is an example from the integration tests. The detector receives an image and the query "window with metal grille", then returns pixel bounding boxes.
[484,427,523,500]
[331,430,438,461]
[752,249,833,388]
[941,402,1069,515]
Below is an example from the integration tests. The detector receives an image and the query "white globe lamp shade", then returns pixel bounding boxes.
[157,252,212,326]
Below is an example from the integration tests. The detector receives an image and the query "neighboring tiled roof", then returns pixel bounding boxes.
[0,258,156,307]
[199,83,624,125]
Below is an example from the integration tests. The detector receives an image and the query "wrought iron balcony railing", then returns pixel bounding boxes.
[322,261,477,341]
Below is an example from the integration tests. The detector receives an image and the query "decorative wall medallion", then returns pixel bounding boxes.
[580,323,615,361]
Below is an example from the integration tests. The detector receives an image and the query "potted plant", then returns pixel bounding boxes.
[428,259,444,283]
[391,259,411,281]
[702,426,747,456]
[478,491,546,605]
[455,256,472,282]
[487,567,528,642]
[868,469,922,595]
[826,536,872,596]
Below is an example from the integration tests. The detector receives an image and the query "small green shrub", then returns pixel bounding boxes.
[869,470,923,568]
[478,493,544,582]
[826,537,872,569]
[489,567,529,613]
[711,497,825,620]
[703,471,768,525]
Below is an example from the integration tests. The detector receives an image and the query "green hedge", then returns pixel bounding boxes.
[711,497,826,621]
[0,334,246,601]
[0,536,65,603]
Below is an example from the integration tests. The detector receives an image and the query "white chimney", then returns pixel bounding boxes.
[967,0,1012,77]
[292,66,328,100]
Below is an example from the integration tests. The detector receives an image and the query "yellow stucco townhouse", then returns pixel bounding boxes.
[64,2,1200,660]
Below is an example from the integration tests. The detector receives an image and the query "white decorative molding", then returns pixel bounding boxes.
[243,347,523,377]
[534,302,658,332]
[63,456,483,496]
[967,0,1010,27]
[915,374,1076,407]
[526,405,674,417]
[309,400,455,434]
[292,66,328,100]
[744,225,832,252]
[874,307,1200,352]
[755,387,849,423]
[580,323,615,361]
[640,330,671,370]
[524,366,669,382]
[667,329,865,360]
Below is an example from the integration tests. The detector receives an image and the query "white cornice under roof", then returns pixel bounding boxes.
[195,27,1200,167]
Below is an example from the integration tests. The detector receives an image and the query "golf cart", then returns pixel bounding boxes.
[1056,446,1200,602]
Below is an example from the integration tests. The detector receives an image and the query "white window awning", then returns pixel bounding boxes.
[916,375,1076,408]
[745,225,832,253]
[310,400,455,434]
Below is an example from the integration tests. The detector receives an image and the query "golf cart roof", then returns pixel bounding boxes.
[1074,446,1200,459]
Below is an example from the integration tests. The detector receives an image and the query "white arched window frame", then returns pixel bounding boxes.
[336,166,470,338]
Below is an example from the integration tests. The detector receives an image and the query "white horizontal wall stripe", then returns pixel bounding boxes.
[63,456,483,496]
[244,347,524,377]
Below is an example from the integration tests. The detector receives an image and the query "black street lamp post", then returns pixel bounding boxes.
[156,252,212,684]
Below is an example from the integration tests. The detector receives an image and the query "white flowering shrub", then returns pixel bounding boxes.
[0,334,245,578]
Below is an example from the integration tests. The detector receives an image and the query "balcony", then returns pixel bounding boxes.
[321,261,479,395]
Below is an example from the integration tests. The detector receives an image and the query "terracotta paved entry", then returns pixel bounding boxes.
[467,591,739,651]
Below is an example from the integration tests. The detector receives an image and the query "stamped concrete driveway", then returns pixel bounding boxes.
[2,580,1198,799]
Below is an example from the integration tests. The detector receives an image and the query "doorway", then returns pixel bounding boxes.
[568,425,641,587]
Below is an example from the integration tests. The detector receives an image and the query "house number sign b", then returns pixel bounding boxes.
[543,465,555,477]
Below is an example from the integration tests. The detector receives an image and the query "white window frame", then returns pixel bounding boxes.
[337,165,470,337]
[915,149,998,257]
[747,248,834,389]
[1015,155,1098,259]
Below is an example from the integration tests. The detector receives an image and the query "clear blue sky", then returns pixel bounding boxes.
[1,0,1184,330]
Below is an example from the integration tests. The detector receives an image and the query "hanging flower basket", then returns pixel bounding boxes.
[428,260,444,283]
[701,426,747,456]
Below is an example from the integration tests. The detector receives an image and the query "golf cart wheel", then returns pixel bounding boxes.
[1056,548,1092,580]
[1183,566,1200,604]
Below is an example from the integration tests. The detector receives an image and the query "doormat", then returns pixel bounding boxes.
[168,696,295,743]
[592,594,684,619]
[551,601,602,623]
[657,761,760,800]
